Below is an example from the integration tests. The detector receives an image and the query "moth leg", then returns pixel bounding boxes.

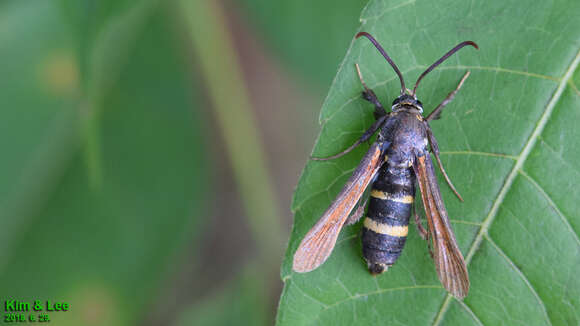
[355,63,387,118]
[413,202,428,240]
[425,127,464,202]
[345,194,369,225]
[426,71,470,121]
[312,65,389,161]
[311,115,387,161]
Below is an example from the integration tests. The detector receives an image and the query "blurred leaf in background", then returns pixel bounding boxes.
[280,0,580,325]
[176,269,268,326]
[1,0,357,324]
[237,0,367,90]
[0,1,208,325]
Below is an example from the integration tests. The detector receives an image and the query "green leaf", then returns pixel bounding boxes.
[278,0,580,325]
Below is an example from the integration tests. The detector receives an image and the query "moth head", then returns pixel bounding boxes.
[392,94,423,113]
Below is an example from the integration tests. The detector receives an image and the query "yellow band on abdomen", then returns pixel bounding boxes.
[364,218,408,237]
[370,189,414,203]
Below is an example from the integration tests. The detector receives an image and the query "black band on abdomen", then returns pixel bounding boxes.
[362,166,415,272]
[362,227,407,266]
[367,196,412,224]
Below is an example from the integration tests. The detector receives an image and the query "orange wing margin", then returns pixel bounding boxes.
[414,153,469,298]
[293,142,384,273]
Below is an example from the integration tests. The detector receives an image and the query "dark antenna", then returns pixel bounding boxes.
[412,41,479,96]
[356,32,406,95]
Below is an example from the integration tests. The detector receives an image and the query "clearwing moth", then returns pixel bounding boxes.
[293,32,478,299]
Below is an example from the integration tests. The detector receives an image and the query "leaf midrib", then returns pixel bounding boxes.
[287,46,580,325]
[432,47,580,326]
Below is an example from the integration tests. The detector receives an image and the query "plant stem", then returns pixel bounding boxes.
[178,0,284,267]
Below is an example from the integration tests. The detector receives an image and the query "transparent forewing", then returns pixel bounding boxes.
[293,142,384,272]
[414,153,469,298]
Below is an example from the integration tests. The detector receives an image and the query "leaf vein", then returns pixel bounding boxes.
[539,139,580,177]
[362,0,416,22]
[518,169,580,246]
[292,167,355,212]
[439,151,517,160]
[484,234,552,325]
[320,70,413,124]
[451,113,472,151]
[456,300,485,326]
[432,47,580,326]
[568,80,580,97]
[335,277,353,297]
[321,63,557,126]
[293,282,329,309]
[312,284,442,322]
[434,65,559,81]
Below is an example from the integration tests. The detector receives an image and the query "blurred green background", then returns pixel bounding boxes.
[0,0,366,325]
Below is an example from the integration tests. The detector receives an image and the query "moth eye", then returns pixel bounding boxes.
[416,100,423,107]
[392,98,400,106]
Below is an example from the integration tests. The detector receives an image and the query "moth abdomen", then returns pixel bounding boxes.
[362,166,415,274]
